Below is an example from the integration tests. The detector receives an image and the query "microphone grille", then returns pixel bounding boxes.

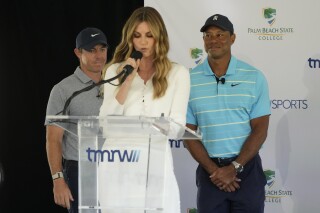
[131,50,143,60]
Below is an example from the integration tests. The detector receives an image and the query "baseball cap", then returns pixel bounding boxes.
[200,14,234,34]
[76,27,109,50]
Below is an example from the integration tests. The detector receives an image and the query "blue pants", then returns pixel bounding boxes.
[196,154,266,213]
[64,160,78,213]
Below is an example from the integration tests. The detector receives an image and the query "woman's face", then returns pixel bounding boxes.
[133,21,156,58]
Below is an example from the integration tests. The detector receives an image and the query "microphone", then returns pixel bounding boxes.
[120,50,143,84]
[215,75,225,84]
[61,51,143,115]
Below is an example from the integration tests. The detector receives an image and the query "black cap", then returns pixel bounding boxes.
[76,27,109,50]
[200,14,234,34]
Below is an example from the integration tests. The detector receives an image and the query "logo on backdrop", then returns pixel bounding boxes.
[247,7,294,40]
[190,48,204,65]
[308,57,320,68]
[169,139,184,148]
[264,169,293,203]
[271,99,308,109]
[187,208,197,213]
[263,8,276,26]
[265,169,276,188]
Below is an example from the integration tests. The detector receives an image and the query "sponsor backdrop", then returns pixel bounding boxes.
[146,0,320,212]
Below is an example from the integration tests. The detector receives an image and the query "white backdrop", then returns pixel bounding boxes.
[145,1,320,212]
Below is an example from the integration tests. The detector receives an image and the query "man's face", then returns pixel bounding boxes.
[78,44,107,74]
[203,26,235,60]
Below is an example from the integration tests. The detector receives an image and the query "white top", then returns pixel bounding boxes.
[100,62,190,126]
[99,62,190,213]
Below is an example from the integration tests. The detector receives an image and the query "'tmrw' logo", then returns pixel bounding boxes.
[86,147,141,162]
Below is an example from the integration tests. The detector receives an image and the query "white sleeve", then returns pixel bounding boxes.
[99,63,125,117]
[168,64,190,126]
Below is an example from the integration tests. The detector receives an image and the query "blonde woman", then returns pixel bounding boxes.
[99,6,190,213]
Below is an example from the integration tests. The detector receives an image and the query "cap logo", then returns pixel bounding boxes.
[212,15,218,21]
[91,33,99,37]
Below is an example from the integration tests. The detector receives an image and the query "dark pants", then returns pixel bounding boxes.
[196,154,266,213]
[63,159,78,213]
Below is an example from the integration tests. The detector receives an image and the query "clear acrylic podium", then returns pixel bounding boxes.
[46,115,201,212]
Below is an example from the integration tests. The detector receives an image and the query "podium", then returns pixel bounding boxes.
[46,115,201,212]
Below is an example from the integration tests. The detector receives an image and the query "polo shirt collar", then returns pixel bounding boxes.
[74,66,94,84]
[203,55,237,76]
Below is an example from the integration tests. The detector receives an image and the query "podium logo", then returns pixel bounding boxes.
[86,147,140,162]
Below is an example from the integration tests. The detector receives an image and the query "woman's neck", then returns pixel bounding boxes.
[138,59,155,83]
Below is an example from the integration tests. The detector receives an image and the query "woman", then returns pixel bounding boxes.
[99,6,190,213]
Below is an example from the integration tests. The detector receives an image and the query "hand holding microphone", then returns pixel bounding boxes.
[120,50,143,84]
[115,50,143,104]
[61,51,142,114]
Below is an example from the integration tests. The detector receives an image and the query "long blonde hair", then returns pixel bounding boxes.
[102,6,171,99]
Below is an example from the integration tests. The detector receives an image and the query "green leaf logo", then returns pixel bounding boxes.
[263,8,277,26]
[264,169,275,188]
[187,208,198,213]
[190,48,203,65]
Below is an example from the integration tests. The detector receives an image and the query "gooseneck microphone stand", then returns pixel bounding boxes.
[61,71,124,115]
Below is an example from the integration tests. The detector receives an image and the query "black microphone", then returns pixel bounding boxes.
[61,51,143,115]
[215,76,225,84]
[120,50,143,84]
